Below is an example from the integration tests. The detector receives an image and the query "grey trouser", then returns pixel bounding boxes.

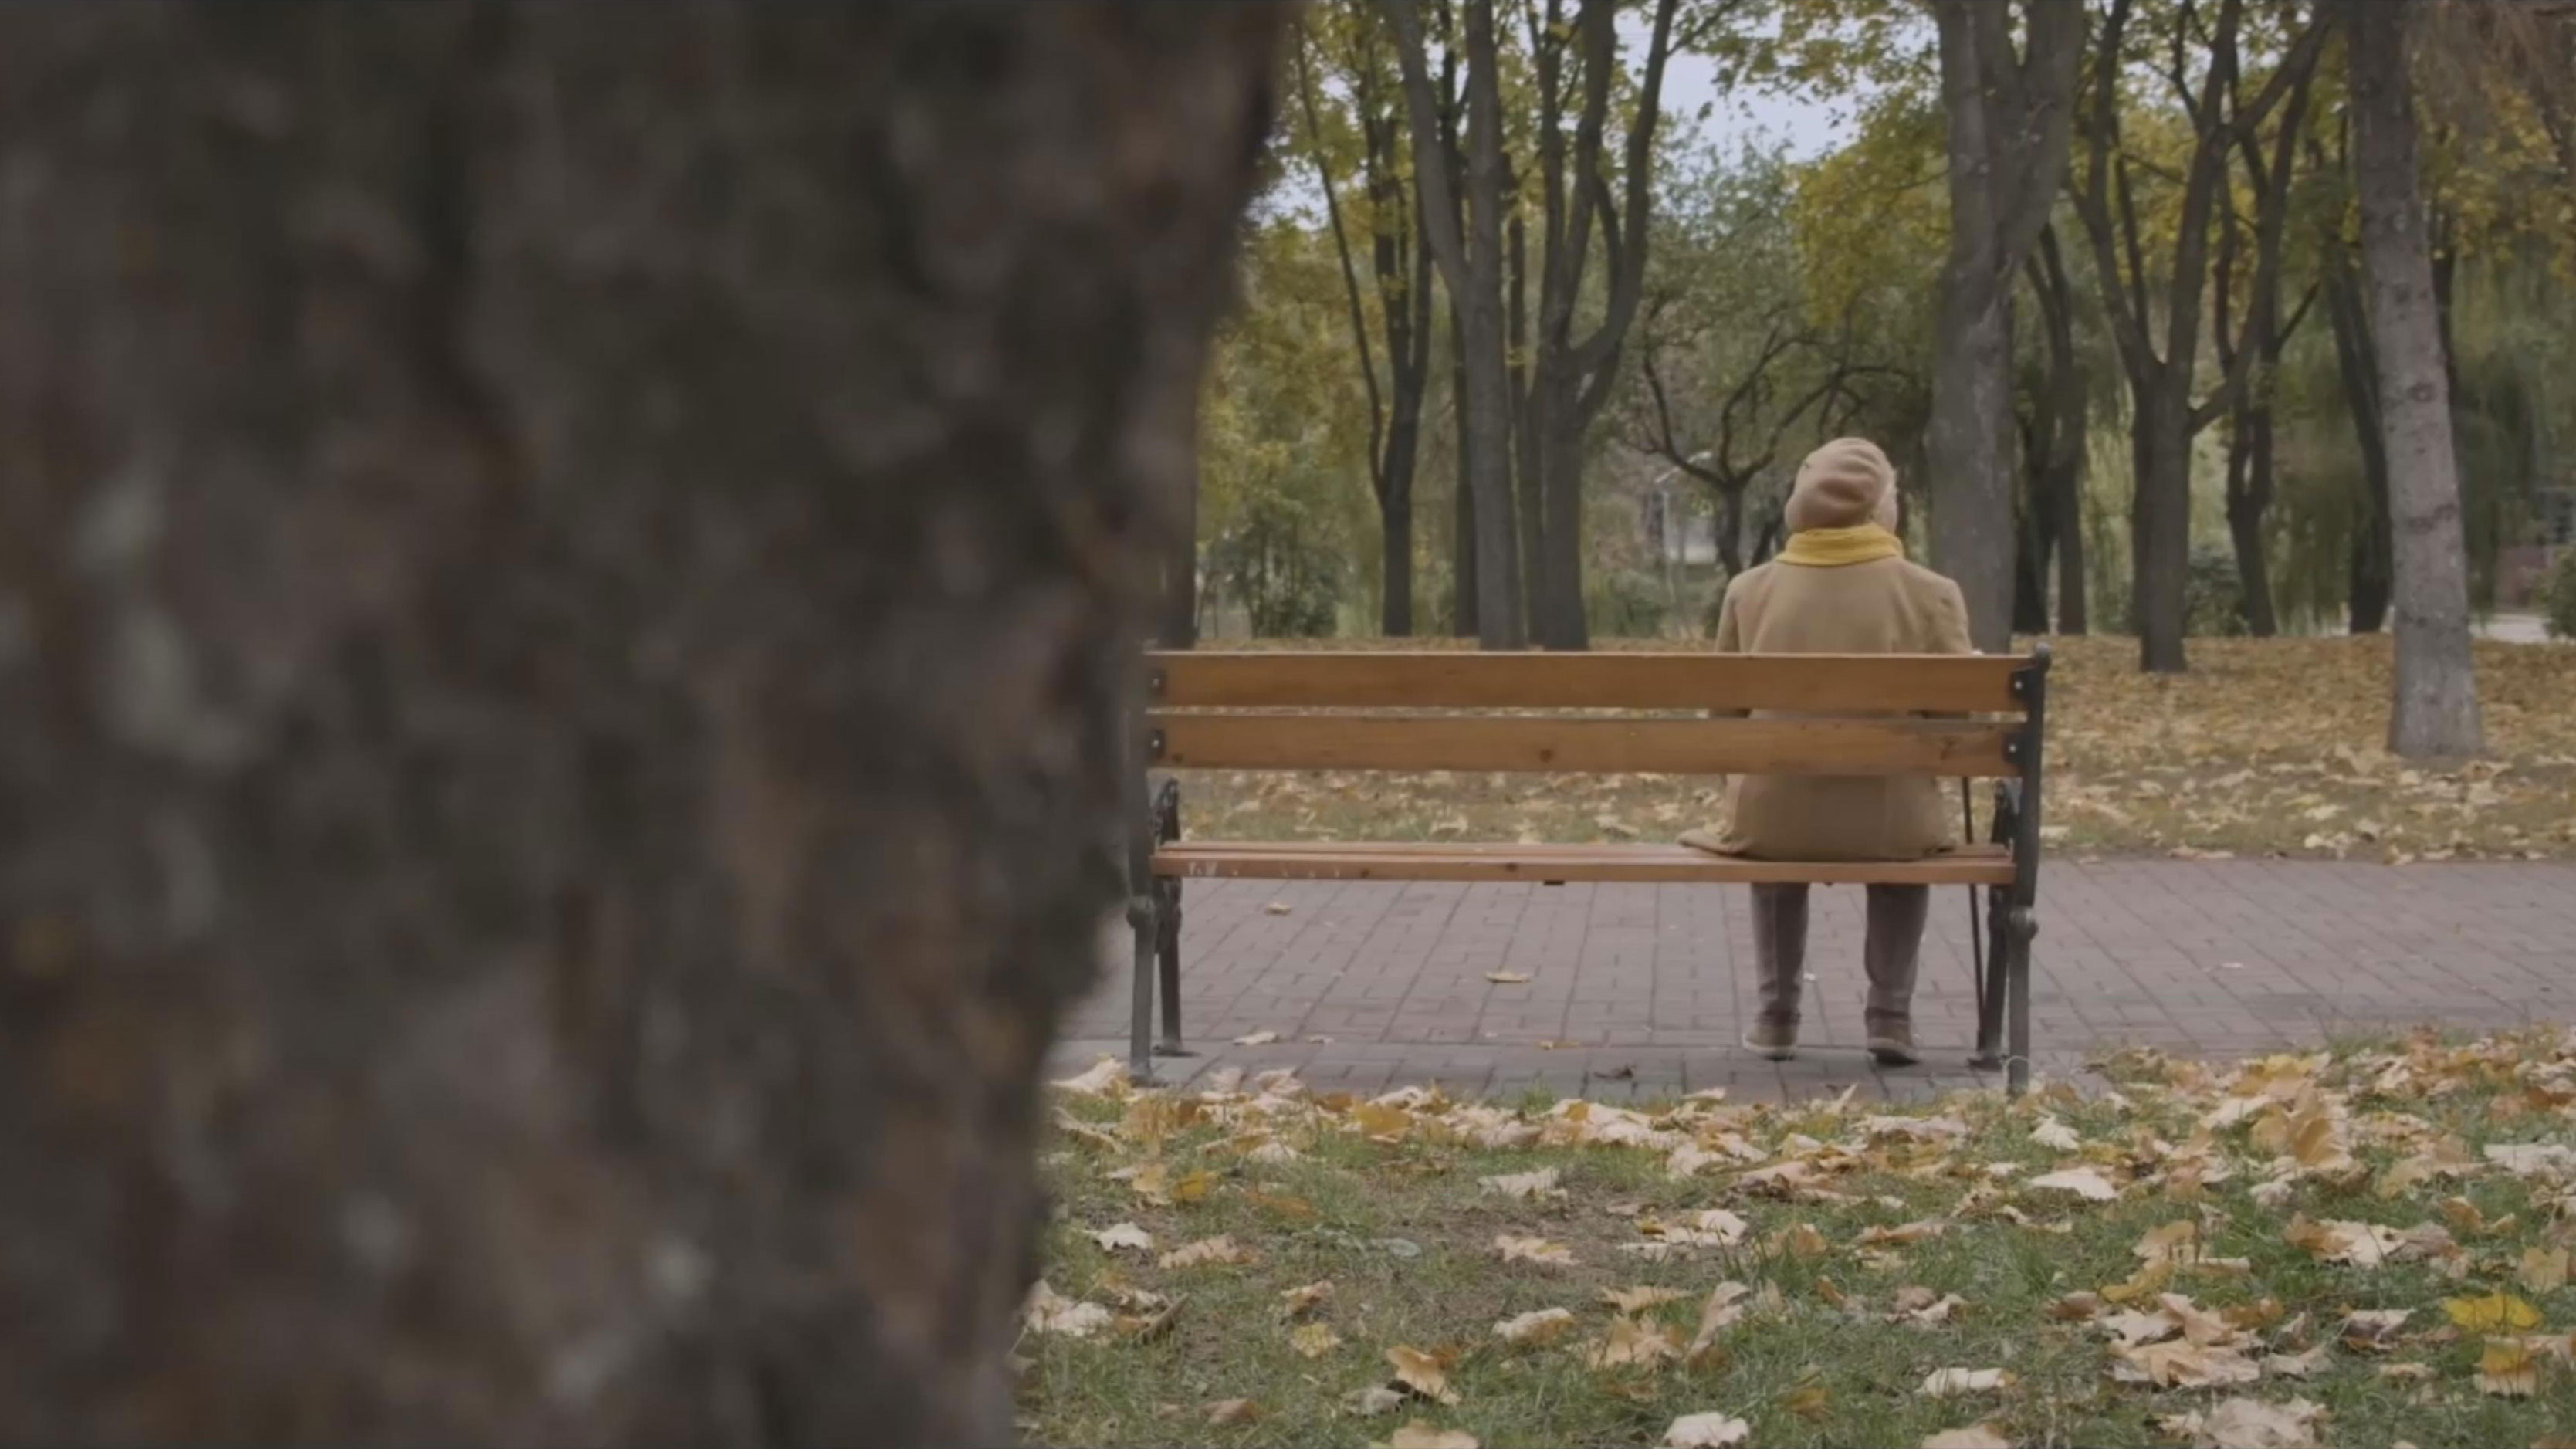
[1748,883,1928,1034]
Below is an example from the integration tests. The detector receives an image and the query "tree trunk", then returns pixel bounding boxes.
[2054,456,2089,634]
[1715,485,1747,579]
[1533,371,1590,648]
[2030,226,2089,635]
[1451,303,1479,635]
[1165,465,1203,645]
[0,5,1281,1444]
[2133,389,2193,672]
[1165,391,1204,647]
[1927,0,2082,652]
[1519,0,1677,652]
[2324,257,2395,633]
[1390,0,1521,648]
[1379,486,1414,637]
[2225,407,2280,636]
[2012,503,2053,635]
[2347,0,2482,756]
[1928,212,2017,648]
[1509,206,1543,641]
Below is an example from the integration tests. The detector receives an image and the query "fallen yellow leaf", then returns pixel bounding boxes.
[1386,1346,1461,1405]
[2282,1214,2403,1267]
[1289,1322,1342,1359]
[2110,1339,2262,1388]
[1491,1307,1576,1348]
[1090,1221,1155,1253]
[1158,1234,1255,1269]
[1278,1279,1333,1318]
[1021,1280,1112,1338]
[2477,1337,2539,1397]
[1775,1222,1830,1258]
[1587,1315,1687,1369]
[2338,1309,2411,1351]
[1688,1282,1752,1354]
[1477,1166,1562,1200]
[1600,1285,1690,1314]
[2520,1246,2571,1295]
[1858,1220,1949,1248]
[1920,1368,2013,1398]
[2444,1290,2543,1333]
[2029,1166,2120,1202]
[1205,1397,1258,1426]
[1779,1383,1832,1418]
[1493,1234,1577,1269]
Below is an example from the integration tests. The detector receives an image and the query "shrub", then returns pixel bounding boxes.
[1586,569,1670,638]
[2544,547,2576,639]
[2183,543,2249,638]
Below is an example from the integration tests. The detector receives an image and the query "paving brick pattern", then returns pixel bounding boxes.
[1051,863,2576,1102]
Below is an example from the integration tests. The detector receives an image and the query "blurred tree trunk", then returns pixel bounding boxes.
[1927,0,2080,651]
[0,5,1281,1444]
[2347,0,2483,755]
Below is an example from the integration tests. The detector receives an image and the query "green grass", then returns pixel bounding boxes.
[1020,1037,2576,1447]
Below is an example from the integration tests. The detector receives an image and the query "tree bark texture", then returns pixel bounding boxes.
[1390,0,1522,648]
[1450,298,1479,635]
[2323,249,2395,632]
[2346,0,2483,755]
[1927,0,2081,651]
[0,5,1282,1444]
[2028,225,2089,635]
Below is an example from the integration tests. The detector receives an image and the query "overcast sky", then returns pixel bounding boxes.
[1657,48,1857,161]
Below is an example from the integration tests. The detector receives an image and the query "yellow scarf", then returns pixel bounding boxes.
[1779,523,1903,567]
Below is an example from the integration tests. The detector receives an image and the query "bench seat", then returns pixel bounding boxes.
[1154,840,2015,886]
[1122,647,2050,1092]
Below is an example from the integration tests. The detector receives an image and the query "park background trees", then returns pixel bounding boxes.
[1204,0,2576,757]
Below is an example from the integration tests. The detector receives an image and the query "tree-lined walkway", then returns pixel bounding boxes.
[1055,861,2576,1101]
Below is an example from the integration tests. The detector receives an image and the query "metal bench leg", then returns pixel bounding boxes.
[1127,892,1159,1083]
[1970,885,2010,1070]
[2006,906,2037,1097]
[1155,877,1190,1057]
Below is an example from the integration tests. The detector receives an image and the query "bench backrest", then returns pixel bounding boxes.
[1141,650,2045,779]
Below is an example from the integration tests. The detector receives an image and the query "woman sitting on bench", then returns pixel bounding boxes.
[1681,438,1972,1067]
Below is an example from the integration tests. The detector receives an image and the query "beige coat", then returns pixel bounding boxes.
[1703,554,1973,861]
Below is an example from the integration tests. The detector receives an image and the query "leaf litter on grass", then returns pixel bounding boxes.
[1024,1025,2576,1448]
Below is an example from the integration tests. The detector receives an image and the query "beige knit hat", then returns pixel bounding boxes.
[1783,437,1899,533]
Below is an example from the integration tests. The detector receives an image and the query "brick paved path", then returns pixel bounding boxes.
[1051,863,2576,1102]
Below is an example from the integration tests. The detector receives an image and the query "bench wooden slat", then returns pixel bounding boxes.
[1149,713,2019,777]
[1153,841,2016,885]
[1149,650,2027,714]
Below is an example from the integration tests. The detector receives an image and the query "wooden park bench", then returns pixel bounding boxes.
[1122,648,2052,1092]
